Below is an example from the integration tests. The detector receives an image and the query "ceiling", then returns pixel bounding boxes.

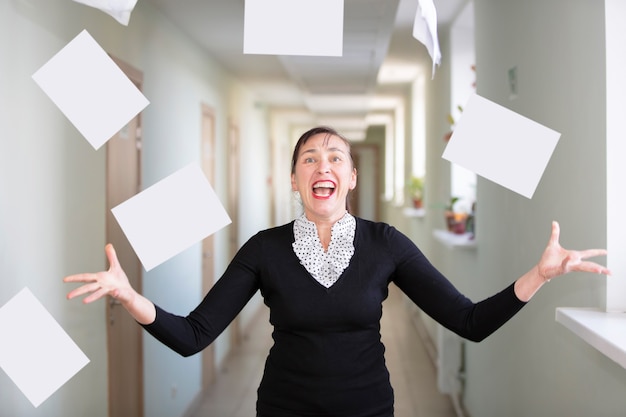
[143,0,468,136]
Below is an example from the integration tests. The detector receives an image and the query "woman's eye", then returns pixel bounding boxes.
[304,157,314,163]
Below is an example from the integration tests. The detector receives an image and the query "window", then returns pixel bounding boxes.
[411,73,426,180]
[449,1,476,207]
[605,0,626,311]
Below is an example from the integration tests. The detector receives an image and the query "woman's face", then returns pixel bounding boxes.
[291,133,357,223]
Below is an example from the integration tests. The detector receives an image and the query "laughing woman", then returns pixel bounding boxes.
[65,126,610,417]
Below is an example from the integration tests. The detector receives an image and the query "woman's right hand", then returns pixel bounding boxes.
[64,243,156,324]
[64,243,136,304]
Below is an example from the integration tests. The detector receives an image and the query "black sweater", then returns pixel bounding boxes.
[143,218,526,417]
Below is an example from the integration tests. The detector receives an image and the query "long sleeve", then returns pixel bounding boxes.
[141,235,262,356]
[386,225,527,342]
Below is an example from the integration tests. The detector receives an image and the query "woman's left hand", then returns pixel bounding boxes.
[537,221,610,282]
[515,221,610,302]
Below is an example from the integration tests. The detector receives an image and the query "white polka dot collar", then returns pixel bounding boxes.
[292,213,356,288]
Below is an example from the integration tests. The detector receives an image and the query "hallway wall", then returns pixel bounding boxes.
[466,1,624,415]
[0,1,271,417]
[401,1,626,416]
[1,2,110,416]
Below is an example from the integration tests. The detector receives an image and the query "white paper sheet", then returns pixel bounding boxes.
[244,0,343,56]
[442,93,561,199]
[413,0,441,78]
[32,30,149,150]
[0,288,90,408]
[111,163,232,271]
[72,0,138,26]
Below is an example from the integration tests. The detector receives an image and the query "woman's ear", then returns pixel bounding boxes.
[349,168,357,190]
[291,173,297,191]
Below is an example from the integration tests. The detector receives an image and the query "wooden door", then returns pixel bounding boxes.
[201,104,216,388]
[105,58,144,417]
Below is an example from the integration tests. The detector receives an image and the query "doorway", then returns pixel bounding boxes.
[351,145,380,221]
[105,57,144,417]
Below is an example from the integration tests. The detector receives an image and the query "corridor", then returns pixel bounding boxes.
[190,285,458,417]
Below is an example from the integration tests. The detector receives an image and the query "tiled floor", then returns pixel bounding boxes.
[189,285,457,417]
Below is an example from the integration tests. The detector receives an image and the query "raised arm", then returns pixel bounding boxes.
[514,221,611,302]
[64,243,156,325]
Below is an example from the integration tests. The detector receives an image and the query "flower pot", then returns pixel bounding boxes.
[445,211,468,234]
[444,211,455,231]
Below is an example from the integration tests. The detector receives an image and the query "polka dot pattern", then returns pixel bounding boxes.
[292,213,356,288]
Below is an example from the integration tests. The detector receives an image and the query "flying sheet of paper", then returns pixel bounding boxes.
[72,0,138,25]
[0,288,90,408]
[244,0,343,56]
[111,163,232,271]
[442,93,561,199]
[413,0,441,79]
[32,30,149,150]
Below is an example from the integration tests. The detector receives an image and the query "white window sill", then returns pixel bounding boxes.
[402,207,425,218]
[433,229,476,249]
[555,307,626,369]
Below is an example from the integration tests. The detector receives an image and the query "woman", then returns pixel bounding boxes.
[65,126,609,417]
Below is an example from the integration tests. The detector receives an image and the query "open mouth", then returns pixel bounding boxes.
[312,180,336,199]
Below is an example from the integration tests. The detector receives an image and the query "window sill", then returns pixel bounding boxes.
[402,207,425,218]
[555,307,626,369]
[433,229,476,249]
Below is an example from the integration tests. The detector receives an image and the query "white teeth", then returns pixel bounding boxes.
[313,181,334,189]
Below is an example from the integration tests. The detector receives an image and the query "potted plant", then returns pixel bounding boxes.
[444,197,458,231]
[444,197,474,234]
[407,176,424,209]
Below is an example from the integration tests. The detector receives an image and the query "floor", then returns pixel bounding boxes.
[189,285,458,417]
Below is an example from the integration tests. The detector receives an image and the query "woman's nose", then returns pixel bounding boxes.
[317,160,330,173]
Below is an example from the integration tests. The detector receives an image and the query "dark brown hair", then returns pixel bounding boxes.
[290,126,356,212]
[290,126,354,174]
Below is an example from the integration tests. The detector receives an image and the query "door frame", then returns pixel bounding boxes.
[200,104,217,389]
[227,120,242,347]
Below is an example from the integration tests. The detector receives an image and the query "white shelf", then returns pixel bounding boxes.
[433,229,476,249]
[555,307,626,369]
[403,207,425,218]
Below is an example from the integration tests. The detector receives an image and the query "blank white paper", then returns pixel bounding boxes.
[0,288,90,408]
[71,0,138,25]
[244,0,343,56]
[111,163,232,271]
[413,0,441,78]
[442,94,561,199]
[32,30,149,150]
